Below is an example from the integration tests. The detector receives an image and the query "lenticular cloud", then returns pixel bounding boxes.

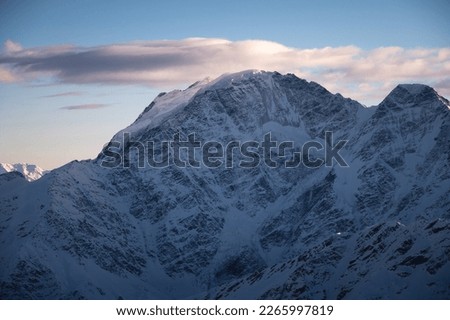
[1,38,449,104]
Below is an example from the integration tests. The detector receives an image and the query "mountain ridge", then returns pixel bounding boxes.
[0,163,47,182]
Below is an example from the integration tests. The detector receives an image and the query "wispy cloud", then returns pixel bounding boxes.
[42,91,83,98]
[1,38,449,104]
[4,39,23,54]
[59,103,109,111]
[0,66,20,82]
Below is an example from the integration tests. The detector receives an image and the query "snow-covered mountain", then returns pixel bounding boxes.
[0,163,47,182]
[0,71,449,299]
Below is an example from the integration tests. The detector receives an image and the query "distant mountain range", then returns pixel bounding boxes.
[0,163,47,182]
[0,71,448,299]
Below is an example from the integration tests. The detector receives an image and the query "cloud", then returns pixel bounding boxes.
[1,38,449,104]
[59,103,109,111]
[4,40,23,54]
[42,91,83,98]
[0,66,19,82]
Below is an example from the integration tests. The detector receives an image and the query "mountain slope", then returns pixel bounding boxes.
[0,71,449,299]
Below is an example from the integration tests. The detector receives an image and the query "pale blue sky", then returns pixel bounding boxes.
[0,0,449,169]
[1,0,449,48]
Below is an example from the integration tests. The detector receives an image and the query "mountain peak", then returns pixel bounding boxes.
[202,70,280,92]
[0,162,47,181]
[397,83,432,95]
[111,70,355,142]
[383,83,440,106]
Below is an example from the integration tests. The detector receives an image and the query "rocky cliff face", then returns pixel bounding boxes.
[0,71,448,299]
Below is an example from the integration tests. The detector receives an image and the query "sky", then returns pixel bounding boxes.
[0,0,449,169]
